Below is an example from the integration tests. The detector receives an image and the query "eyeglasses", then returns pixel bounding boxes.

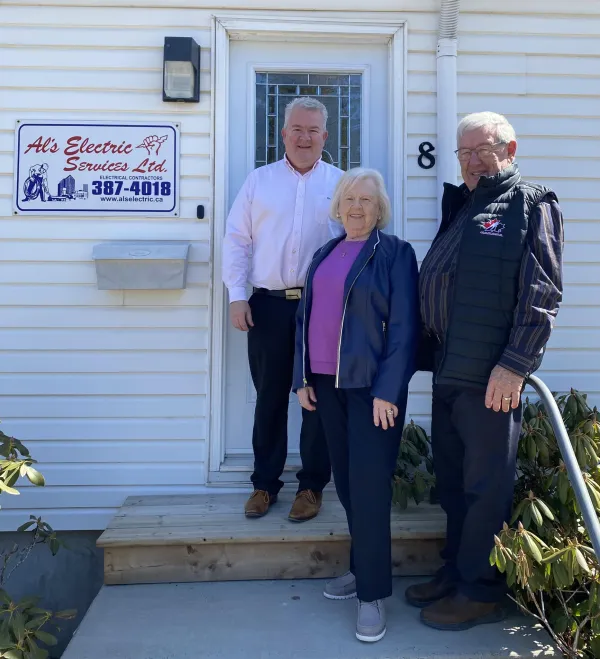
[454,142,507,162]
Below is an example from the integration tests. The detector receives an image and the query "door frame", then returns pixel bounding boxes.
[208,13,407,483]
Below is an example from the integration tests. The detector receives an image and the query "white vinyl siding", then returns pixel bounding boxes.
[0,5,214,530]
[406,7,600,431]
[0,0,598,529]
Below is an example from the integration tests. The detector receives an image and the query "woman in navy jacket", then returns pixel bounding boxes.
[293,168,419,643]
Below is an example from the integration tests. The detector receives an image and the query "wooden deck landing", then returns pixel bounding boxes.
[98,491,446,585]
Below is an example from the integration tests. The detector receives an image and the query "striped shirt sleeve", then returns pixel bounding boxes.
[498,197,564,378]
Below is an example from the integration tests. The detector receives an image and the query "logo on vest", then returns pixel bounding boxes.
[479,217,505,237]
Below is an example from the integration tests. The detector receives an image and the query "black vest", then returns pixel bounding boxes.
[435,164,556,388]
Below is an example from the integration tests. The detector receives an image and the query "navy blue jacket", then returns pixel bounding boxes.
[293,229,419,405]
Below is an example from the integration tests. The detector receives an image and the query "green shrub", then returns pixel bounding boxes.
[393,420,435,509]
[492,389,600,658]
[0,428,76,659]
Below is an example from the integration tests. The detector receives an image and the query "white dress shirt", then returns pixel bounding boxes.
[223,157,344,303]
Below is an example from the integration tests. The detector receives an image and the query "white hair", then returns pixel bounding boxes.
[283,97,328,130]
[457,112,517,145]
[330,168,391,230]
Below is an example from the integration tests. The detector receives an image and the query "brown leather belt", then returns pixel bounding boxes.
[253,287,303,300]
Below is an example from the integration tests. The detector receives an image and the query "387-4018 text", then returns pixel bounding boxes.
[92,180,172,196]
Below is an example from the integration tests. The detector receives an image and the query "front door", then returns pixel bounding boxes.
[219,29,401,477]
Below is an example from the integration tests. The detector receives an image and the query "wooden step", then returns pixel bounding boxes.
[97,491,446,585]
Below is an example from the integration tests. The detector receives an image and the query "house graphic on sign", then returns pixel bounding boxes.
[74,184,89,200]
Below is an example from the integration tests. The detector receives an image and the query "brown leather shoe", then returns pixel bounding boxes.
[405,572,456,608]
[244,490,277,518]
[420,593,506,631]
[288,490,322,522]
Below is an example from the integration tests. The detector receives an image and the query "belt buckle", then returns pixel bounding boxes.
[285,289,301,300]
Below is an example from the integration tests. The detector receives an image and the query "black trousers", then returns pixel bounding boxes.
[247,292,331,496]
[313,374,406,602]
[431,383,521,602]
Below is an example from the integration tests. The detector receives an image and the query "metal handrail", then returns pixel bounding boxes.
[527,374,600,559]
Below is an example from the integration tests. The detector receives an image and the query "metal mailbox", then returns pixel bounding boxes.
[92,241,191,290]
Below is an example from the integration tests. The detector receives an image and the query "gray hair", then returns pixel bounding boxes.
[330,168,391,230]
[283,97,328,130]
[457,111,517,145]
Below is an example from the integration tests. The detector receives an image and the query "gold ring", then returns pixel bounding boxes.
[502,396,512,401]
[386,409,394,416]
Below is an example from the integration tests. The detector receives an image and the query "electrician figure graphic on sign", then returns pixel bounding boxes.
[22,163,51,202]
[21,165,88,203]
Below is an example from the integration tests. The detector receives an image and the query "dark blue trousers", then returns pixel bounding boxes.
[431,383,521,602]
[313,374,406,602]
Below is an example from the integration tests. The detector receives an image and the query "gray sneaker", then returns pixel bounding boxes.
[356,599,386,642]
[323,571,357,600]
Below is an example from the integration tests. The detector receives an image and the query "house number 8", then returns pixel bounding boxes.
[418,142,436,170]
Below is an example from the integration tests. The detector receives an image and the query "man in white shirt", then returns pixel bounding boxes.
[223,97,343,520]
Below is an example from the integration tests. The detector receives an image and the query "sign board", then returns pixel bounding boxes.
[13,121,180,216]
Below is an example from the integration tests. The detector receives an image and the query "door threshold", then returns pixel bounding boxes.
[220,454,301,473]
[208,455,302,485]
[206,472,338,492]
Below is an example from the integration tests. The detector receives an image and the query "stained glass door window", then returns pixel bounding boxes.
[255,72,362,170]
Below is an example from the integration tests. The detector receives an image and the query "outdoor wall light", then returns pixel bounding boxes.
[163,37,200,102]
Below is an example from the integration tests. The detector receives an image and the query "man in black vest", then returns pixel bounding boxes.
[407,112,564,630]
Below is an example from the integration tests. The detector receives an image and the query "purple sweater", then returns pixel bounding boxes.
[308,239,366,375]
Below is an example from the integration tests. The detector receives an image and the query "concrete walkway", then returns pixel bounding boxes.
[63,578,555,659]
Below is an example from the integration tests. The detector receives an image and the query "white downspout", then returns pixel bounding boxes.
[436,0,460,225]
